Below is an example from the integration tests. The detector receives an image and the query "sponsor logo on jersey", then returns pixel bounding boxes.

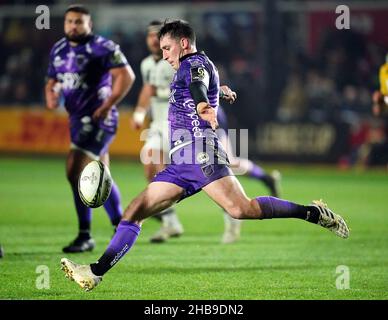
[184,99,203,138]
[53,56,65,67]
[57,72,86,90]
[190,67,206,81]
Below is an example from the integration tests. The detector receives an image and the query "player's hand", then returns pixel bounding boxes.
[46,92,59,110]
[92,105,111,122]
[197,102,218,130]
[131,106,147,130]
[220,85,237,104]
[45,83,61,110]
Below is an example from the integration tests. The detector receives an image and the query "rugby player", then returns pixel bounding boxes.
[45,5,135,253]
[61,20,349,291]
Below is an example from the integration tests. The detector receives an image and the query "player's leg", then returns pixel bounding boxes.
[203,175,349,237]
[61,181,183,291]
[142,130,184,243]
[145,150,184,242]
[100,152,122,229]
[142,149,163,220]
[64,149,96,253]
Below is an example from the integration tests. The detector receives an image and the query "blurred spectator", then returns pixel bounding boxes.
[277,72,307,121]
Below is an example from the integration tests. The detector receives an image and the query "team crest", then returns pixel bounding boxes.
[196,152,210,164]
[76,54,88,69]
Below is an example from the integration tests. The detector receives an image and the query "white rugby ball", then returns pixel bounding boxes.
[78,160,112,208]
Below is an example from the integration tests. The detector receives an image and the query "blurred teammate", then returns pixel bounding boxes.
[45,5,135,253]
[0,244,3,258]
[131,21,184,243]
[372,53,388,116]
[61,20,349,291]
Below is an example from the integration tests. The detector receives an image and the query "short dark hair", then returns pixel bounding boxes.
[147,20,163,33]
[65,4,90,16]
[148,20,163,28]
[158,20,196,45]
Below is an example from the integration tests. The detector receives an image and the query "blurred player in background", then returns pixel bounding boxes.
[61,20,349,291]
[131,21,184,243]
[133,21,279,244]
[372,53,388,116]
[45,5,135,253]
[0,244,3,258]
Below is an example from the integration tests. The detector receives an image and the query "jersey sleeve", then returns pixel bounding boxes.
[101,40,129,70]
[185,59,210,89]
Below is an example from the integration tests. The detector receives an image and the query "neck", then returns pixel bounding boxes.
[182,45,196,56]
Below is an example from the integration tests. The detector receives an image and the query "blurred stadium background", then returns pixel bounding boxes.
[1,0,388,165]
[0,0,387,300]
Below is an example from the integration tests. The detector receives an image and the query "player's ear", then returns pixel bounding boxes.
[180,38,188,49]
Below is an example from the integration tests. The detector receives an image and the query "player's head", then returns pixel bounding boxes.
[158,20,196,70]
[64,5,92,43]
[146,20,163,56]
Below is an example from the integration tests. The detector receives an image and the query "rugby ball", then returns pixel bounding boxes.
[78,160,112,208]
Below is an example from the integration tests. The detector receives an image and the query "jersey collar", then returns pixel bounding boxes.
[179,51,206,62]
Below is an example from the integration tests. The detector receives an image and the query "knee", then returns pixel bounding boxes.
[226,205,245,219]
[226,199,259,219]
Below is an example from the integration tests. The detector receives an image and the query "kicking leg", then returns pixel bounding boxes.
[100,153,122,228]
[61,182,184,291]
[144,148,184,243]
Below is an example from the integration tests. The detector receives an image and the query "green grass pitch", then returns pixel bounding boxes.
[0,157,387,300]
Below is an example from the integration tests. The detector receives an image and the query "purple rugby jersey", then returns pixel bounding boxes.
[47,34,128,132]
[168,51,220,154]
[153,51,233,200]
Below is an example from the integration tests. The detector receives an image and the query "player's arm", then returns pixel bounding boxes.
[190,81,218,130]
[220,85,237,104]
[45,78,61,110]
[187,63,218,130]
[131,84,156,130]
[93,65,136,121]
